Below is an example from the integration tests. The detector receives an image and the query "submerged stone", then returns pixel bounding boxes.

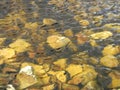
[24,22,39,30]
[103,23,120,30]
[19,66,34,76]
[90,31,113,40]
[6,84,16,90]
[48,70,67,83]
[21,62,47,76]
[66,64,82,77]
[75,32,88,45]
[17,72,37,89]
[9,39,31,53]
[42,84,55,90]
[74,15,82,21]
[43,18,57,25]
[56,71,67,83]
[17,63,51,89]
[81,81,101,90]
[100,55,119,68]
[64,29,74,37]
[47,35,71,49]
[108,71,120,88]
[102,45,119,56]
[79,20,89,26]
[0,48,15,59]
[68,64,97,85]
[93,15,103,22]
[53,58,67,69]
[17,66,37,89]
[62,84,80,90]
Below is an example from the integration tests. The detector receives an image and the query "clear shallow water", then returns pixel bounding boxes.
[0,0,120,90]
